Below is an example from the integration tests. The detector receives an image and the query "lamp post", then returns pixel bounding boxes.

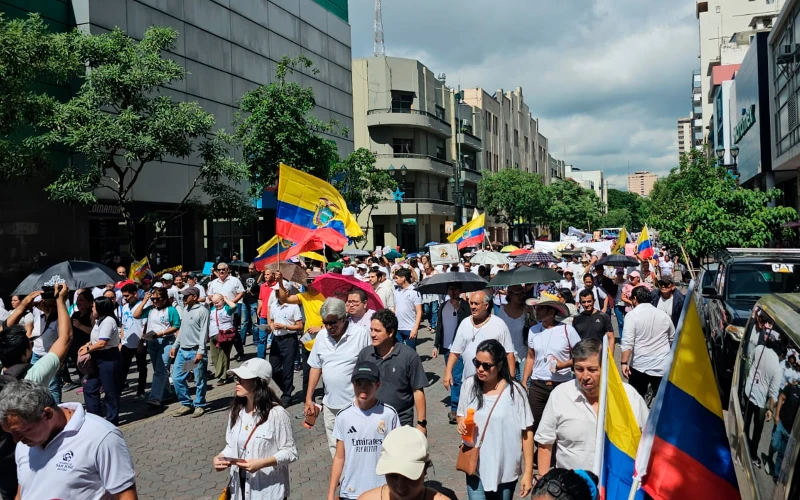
[453,89,464,229]
[715,145,740,184]
[388,164,407,250]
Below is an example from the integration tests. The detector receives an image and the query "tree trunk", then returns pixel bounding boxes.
[119,203,139,261]
[359,206,376,249]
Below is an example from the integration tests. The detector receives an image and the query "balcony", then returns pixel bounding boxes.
[457,129,483,151]
[371,198,455,217]
[367,108,452,138]
[375,153,455,178]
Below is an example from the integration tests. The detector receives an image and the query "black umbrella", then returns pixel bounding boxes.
[416,272,487,295]
[487,266,562,287]
[594,254,639,267]
[13,260,120,296]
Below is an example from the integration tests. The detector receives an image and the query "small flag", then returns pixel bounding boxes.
[448,213,485,250]
[128,257,150,282]
[611,228,629,255]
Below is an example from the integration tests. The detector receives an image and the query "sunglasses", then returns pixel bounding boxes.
[322,318,342,327]
[472,358,496,371]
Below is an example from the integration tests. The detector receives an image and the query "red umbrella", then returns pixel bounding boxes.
[509,248,532,257]
[312,273,384,310]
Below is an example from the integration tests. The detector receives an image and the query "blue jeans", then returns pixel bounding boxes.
[239,302,258,346]
[614,305,626,339]
[442,349,463,412]
[31,352,61,404]
[770,420,791,478]
[83,348,121,425]
[147,336,174,403]
[171,348,208,408]
[257,318,271,359]
[423,301,440,330]
[466,475,515,500]
[396,329,416,350]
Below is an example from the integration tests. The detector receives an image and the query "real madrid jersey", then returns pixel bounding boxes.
[333,401,399,499]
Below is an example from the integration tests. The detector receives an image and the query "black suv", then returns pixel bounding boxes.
[702,248,800,407]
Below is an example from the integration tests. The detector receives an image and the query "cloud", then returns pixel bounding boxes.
[348,0,698,189]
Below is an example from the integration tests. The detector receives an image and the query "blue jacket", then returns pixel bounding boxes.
[651,288,685,327]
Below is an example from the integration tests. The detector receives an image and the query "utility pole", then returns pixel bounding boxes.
[450,86,464,230]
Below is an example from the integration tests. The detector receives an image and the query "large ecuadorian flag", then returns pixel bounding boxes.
[448,213,485,249]
[635,226,654,260]
[633,283,740,499]
[276,163,363,243]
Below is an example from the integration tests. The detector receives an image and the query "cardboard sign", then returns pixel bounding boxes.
[430,243,459,266]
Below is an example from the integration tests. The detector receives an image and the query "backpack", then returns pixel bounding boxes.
[0,363,32,500]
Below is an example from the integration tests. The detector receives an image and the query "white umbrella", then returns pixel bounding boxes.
[471,251,510,266]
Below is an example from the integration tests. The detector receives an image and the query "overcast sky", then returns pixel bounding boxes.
[348,0,699,189]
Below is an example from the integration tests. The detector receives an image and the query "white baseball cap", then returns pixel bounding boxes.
[342,267,356,276]
[227,358,272,383]
[357,263,368,270]
[153,282,164,288]
[375,427,430,480]
[161,273,174,281]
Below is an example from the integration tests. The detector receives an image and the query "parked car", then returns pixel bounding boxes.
[703,249,800,407]
[726,293,800,499]
[695,263,719,331]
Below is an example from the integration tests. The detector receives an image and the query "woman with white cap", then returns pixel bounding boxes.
[357,426,448,500]
[213,358,298,500]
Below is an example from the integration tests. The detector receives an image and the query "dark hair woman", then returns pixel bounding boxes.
[457,339,534,499]
[78,296,123,425]
[531,468,599,500]
[213,358,298,499]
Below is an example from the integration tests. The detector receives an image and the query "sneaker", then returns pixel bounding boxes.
[133,393,146,401]
[191,407,206,418]
[280,396,293,408]
[173,406,194,417]
[217,378,230,386]
[235,354,245,362]
[293,366,302,373]
[63,382,81,392]
[448,410,457,424]
[752,457,762,469]
[147,400,163,408]
[761,453,772,476]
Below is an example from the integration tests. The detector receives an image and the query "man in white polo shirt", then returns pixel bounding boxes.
[393,268,422,349]
[0,380,137,500]
[303,298,371,458]
[207,262,246,361]
[268,297,304,407]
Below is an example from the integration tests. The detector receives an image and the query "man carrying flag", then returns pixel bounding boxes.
[447,213,485,250]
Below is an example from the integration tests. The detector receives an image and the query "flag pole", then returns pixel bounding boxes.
[627,478,641,500]
[592,335,610,475]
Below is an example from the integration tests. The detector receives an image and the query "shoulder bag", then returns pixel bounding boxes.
[214,310,237,345]
[218,419,261,500]
[455,381,505,475]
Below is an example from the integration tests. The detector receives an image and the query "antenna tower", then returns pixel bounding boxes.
[374,0,385,57]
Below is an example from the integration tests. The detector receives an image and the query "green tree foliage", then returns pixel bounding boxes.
[0,14,80,179]
[601,208,632,229]
[546,180,604,233]
[648,149,796,259]
[606,188,647,230]
[43,27,255,258]
[330,148,396,247]
[236,55,344,196]
[477,168,550,226]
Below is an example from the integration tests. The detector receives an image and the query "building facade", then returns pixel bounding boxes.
[678,116,693,157]
[565,166,608,211]
[0,0,353,288]
[627,171,658,196]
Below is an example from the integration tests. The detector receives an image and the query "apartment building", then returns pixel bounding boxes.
[565,166,608,211]
[627,171,659,197]
[678,116,692,157]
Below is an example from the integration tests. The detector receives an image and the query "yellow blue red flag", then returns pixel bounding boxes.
[448,213,485,249]
[635,226,654,260]
[128,257,150,282]
[611,228,628,255]
[253,235,294,271]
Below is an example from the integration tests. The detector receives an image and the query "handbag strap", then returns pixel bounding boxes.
[476,381,506,449]
[563,325,572,354]
[242,419,261,453]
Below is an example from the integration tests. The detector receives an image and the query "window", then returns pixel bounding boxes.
[436,139,446,160]
[514,129,519,147]
[525,136,529,152]
[435,105,445,121]
[485,111,491,131]
[505,124,509,142]
[493,154,498,171]
[493,116,498,135]
[392,138,413,154]
[391,91,413,112]
[514,162,519,169]
[505,158,510,168]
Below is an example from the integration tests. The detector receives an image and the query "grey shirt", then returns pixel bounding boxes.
[356,343,428,426]
[172,304,210,355]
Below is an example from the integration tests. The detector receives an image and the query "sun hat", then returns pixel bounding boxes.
[529,298,569,317]
[227,358,272,383]
[375,426,430,480]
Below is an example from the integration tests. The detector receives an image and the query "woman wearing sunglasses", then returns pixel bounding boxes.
[531,468,598,500]
[457,339,534,500]
[213,358,298,499]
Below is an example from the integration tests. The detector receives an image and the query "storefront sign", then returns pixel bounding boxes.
[733,104,756,144]
[402,218,417,224]
[90,204,123,216]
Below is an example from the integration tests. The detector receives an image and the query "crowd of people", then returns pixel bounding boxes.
[0,243,689,499]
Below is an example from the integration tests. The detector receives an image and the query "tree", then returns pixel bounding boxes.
[601,208,632,229]
[236,55,344,197]
[330,148,396,248]
[43,27,255,259]
[477,168,550,226]
[607,188,646,230]
[0,13,80,179]
[648,149,797,259]
[546,180,604,234]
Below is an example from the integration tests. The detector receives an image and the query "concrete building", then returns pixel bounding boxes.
[627,171,659,197]
[0,0,353,283]
[549,154,566,181]
[696,0,784,143]
[678,116,693,157]
[564,166,608,211]
[691,70,704,150]
[711,71,738,165]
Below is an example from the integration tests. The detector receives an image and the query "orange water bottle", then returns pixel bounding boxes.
[463,408,476,446]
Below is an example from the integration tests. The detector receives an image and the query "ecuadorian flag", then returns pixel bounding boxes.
[598,346,643,500]
[635,226,654,260]
[448,213,485,249]
[253,235,328,271]
[633,283,740,499]
[276,163,363,244]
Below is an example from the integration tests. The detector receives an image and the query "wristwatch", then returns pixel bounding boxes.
[417,420,427,428]
[620,362,629,366]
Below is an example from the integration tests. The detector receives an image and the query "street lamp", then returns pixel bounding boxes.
[388,164,407,250]
[448,175,465,219]
[715,145,740,183]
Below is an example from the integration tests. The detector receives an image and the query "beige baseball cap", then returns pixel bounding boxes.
[375,427,429,480]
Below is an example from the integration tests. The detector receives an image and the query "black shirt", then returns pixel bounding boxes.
[572,310,613,343]
[240,272,260,305]
[780,383,800,429]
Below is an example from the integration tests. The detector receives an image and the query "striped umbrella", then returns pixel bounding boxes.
[513,252,559,264]
[509,248,532,257]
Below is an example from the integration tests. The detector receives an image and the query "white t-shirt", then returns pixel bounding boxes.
[270,302,303,337]
[496,306,528,363]
[656,295,673,317]
[349,309,375,330]
[209,305,236,338]
[394,286,421,331]
[621,304,675,376]
[441,301,459,350]
[457,379,534,492]
[746,345,783,408]
[576,286,607,312]
[91,316,120,350]
[659,260,674,277]
[333,402,399,499]
[167,286,181,308]
[375,280,395,310]
[15,403,136,500]
[451,315,515,381]
[527,322,582,382]
[535,379,649,470]
[120,303,144,349]
[307,324,372,409]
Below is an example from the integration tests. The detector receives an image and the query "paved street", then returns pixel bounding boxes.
[62,326,469,499]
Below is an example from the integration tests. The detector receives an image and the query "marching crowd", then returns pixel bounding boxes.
[0,245,690,500]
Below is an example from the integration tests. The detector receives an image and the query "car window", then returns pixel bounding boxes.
[738,306,798,497]
[727,264,800,300]
[701,268,718,288]
[715,263,726,295]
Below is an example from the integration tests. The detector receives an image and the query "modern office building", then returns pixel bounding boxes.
[565,166,608,211]
[710,69,738,165]
[0,0,354,283]
[678,117,693,157]
[627,171,659,197]
[691,70,704,150]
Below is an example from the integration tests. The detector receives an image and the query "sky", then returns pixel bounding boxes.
[347,0,699,189]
